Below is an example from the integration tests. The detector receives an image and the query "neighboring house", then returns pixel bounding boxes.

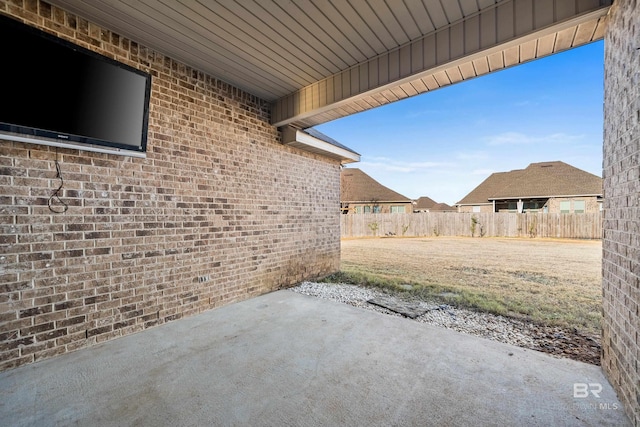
[456,161,603,213]
[341,168,413,214]
[430,202,456,212]
[413,197,456,213]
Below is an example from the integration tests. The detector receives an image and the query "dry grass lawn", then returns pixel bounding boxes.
[337,237,602,335]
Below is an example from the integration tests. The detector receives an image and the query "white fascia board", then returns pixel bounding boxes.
[294,130,361,163]
[282,128,360,164]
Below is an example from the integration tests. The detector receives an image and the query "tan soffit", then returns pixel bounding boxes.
[47,0,612,129]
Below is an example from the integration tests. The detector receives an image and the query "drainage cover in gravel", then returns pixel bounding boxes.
[367,296,437,319]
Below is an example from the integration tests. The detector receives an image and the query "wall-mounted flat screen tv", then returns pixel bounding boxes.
[0,14,151,157]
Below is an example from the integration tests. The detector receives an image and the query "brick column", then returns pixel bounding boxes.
[602,1,640,425]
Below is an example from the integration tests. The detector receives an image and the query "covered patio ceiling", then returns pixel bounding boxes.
[49,0,611,129]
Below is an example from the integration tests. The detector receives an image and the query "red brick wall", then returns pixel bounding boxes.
[603,0,640,425]
[0,1,341,370]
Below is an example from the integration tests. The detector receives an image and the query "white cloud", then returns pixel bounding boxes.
[359,159,447,173]
[405,109,444,118]
[484,132,584,146]
[455,150,489,160]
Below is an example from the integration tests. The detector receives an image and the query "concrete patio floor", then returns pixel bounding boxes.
[0,290,630,426]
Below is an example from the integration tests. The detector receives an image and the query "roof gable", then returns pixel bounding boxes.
[457,170,523,205]
[414,196,437,210]
[430,202,455,212]
[341,168,411,203]
[457,161,602,205]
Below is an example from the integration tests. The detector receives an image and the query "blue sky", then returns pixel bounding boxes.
[315,40,604,206]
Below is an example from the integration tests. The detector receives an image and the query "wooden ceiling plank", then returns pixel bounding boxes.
[503,45,520,67]
[555,0,577,21]
[487,51,504,72]
[324,1,388,55]
[477,0,498,9]
[162,0,321,86]
[399,82,419,97]
[350,98,369,112]
[273,0,361,66]
[534,0,554,28]
[86,0,294,98]
[464,14,480,53]
[496,1,515,42]
[573,20,598,46]
[380,89,400,102]
[514,0,534,34]
[389,86,409,100]
[361,95,383,109]
[439,0,463,24]
[436,29,450,64]
[423,0,449,28]
[519,39,537,62]
[403,0,435,34]
[536,33,557,57]
[345,0,400,50]
[255,2,349,73]
[479,7,497,49]
[368,0,416,44]
[445,66,463,84]
[370,91,392,105]
[421,75,440,91]
[432,70,451,86]
[217,1,334,78]
[554,26,577,52]
[592,16,607,40]
[458,0,481,17]
[472,57,490,76]
[307,0,379,58]
[450,21,465,59]
[410,77,428,93]
[274,0,358,72]
[458,61,477,79]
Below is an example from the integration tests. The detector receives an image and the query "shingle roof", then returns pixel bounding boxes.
[341,168,411,203]
[414,196,437,210]
[430,202,455,212]
[456,161,602,205]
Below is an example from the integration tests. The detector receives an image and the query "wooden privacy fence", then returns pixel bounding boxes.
[341,212,602,239]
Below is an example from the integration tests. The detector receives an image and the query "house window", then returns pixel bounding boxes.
[373,206,381,213]
[472,206,481,213]
[574,200,586,214]
[390,206,405,213]
[524,201,540,211]
[363,206,371,213]
[354,206,362,214]
[560,201,570,214]
[508,202,517,212]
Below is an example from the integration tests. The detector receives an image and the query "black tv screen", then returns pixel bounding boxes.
[0,14,151,155]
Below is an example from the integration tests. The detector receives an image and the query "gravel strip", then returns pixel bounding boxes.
[290,282,602,365]
[291,281,536,349]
